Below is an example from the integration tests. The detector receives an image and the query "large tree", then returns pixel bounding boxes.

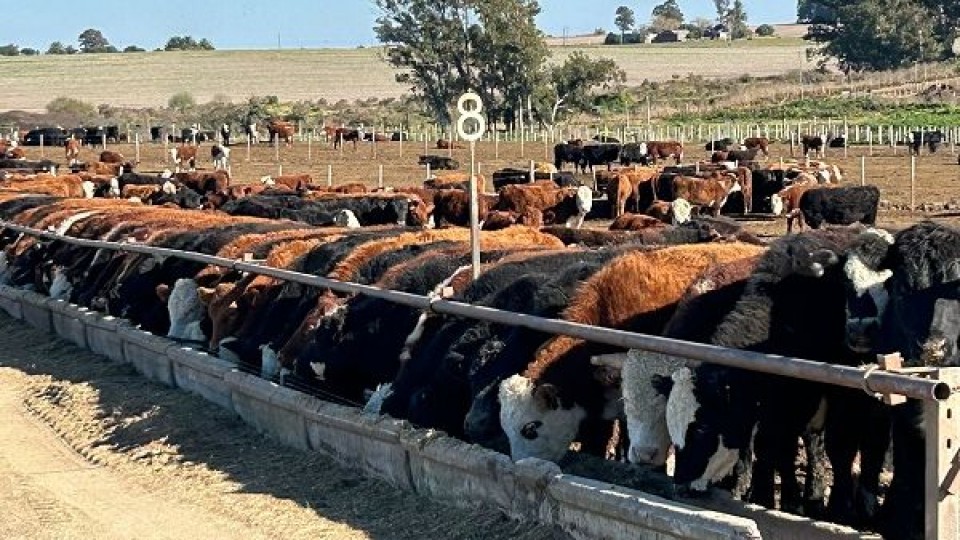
[807,0,948,71]
[797,0,835,23]
[727,0,749,39]
[535,51,625,126]
[652,0,684,23]
[375,0,547,128]
[614,6,636,42]
[713,0,731,24]
[78,29,113,53]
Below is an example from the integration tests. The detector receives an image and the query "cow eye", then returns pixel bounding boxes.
[520,420,543,440]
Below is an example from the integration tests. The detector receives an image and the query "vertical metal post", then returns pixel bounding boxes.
[925,368,960,540]
[469,141,480,280]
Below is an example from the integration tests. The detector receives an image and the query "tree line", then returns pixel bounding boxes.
[0,29,215,56]
[609,0,770,44]
[801,0,960,71]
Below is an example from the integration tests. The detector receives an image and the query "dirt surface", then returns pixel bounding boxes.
[0,311,566,540]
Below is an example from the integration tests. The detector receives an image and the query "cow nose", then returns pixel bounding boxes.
[630,445,665,465]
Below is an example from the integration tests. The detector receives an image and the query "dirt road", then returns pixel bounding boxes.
[0,312,564,540]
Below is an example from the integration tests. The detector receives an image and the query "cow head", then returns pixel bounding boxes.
[166,278,207,342]
[498,374,585,462]
[332,209,362,229]
[840,228,895,353]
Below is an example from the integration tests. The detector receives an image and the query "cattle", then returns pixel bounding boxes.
[656,227,876,518]
[828,136,846,148]
[173,170,230,196]
[211,144,230,171]
[553,142,585,173]
[65,139,81,165]
[704,138,736,152]
[667,175,741,217]
[323,126,361,150]
[245,123,260,144]
[607,168,659,218]
[220,124,231,146]
[418,155,459,171]
[619,142,650,166]
[579,143,621,173]
[801,135,824,157]
[772,177,822,233]
[496,184,592,228]
[837,222,960,538]
[268,120,296,146]
[260,173,312,191]
[220,193,420,228]
[608,213,667,231]
[742,137,770,156]
[711,148,762,164]
[910,129,944,155]
[99,150,125,164]
[645,141,684,165]
[490,168,577,191]
[433,190,497,227]
[436,139,462,150]
[497,243,765,463]
[169,145,198,172]
[592,135,620,144]
[798,185,879,232]
[480,209,543,230]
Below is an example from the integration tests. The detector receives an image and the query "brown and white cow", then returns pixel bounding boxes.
[65,139,81,165]
[645,141,684,165]
[669,174,741,217]
[609,213,668,231]
[170,145,198,172]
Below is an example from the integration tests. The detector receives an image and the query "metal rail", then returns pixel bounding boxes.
[1,220,950,402]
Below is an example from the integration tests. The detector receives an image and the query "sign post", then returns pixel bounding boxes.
[456,92,487,280]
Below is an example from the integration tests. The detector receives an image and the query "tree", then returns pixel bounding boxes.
[614,6,636,42]
[64,45,78,55]
[727,0,749,39]
[46,41,67,55]
[123,45,146,53]
[536,51,625,125]
[807,0,946,71]
[713,0,731,24]
[797,0,836,24]
[755,24,776,37]
[651,14,682,32]
[78,29,113,53]
[168,91,196,113]
[21,48,39,56]
[164,36,216,51]
[375,0,548,129]
[0,44,19,56]
[46,97,97,117]
[652,0,684,23]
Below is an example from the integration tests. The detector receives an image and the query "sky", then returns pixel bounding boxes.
[4,1,798,51]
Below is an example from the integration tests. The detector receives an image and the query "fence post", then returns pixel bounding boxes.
[274,136,279,162]
[495,130,499,160]
[102,133,107,149]
[39,134,44,157]
[135,133,141,164]
[911,155,917,213]
[399,125,404,158]
[528,160,535,183]
[308,132,312,162]
[925,368,960,540]
[246,138,251,162]
[327,164,333,187]
[378,164,384,189]
[860,156,866,187]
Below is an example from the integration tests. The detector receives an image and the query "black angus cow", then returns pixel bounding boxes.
[593,135,620,144]
[711,148,762,164]
[220,194,415,227]
[910,130,944,155]
[704,138,737,152]
[841,222,960,539]
[798,185,880,231]
[579,143,621,173]
[554,142,585,173]
[620,142,651,167]
[828,136,846,148]
[220,124,231,146]
[0,158,58,172]
[418,155,459,171]
[656,227,880,520]
[801,135,824,156]
[491,168,579,190]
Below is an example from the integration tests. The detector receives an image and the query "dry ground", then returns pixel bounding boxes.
[0,41,812,112]
[22,138,960,235]
[0,311,565,540]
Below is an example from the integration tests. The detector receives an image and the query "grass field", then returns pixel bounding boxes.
[0,40,813,113]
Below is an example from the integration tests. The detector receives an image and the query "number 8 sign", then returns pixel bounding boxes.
[456,92,487,143]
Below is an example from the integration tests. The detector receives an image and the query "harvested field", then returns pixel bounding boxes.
[0,40,811,112]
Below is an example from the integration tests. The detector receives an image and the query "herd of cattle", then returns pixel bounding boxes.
[0,177,954,539]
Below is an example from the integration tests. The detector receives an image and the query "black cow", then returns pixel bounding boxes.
[704,138,737,152]
[418,155,459,171]
[799,185,880,231]
[491,168,579,190]
[553,142,585,173]
[828,136,846,148]
[840,222,960,539]
[620,142,651,167]
[593,135,620,144]
[712,148,762,163]
[656,227,875,518]
[579,143,621,173]
[910,130,944,155]
[0,159,58,172]
[148,185,203,209]
[801,135,824,157]
[220,124,231,146]
[220,194,413,227]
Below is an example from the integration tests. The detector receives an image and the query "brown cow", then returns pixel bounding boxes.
[323,126,361,150]
[743,137,770,156]
[433,189,497,227]
[607,168,659,218]
[669,174,741,217]
[173,170,230,194]
[773,175,832,233]
[496,184,591,227]
[645,141,684,165]
[65,139,81,164]
[481,208,544,230]
[260,173,312,191]
[99,150,125,164]
[268,120,296,146]
[436,139,463,150]
[170,145,198,172]
[121,184,161,200]
[609,213,668,231]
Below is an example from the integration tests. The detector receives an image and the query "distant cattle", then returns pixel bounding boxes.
[801,135,824,157]
[743,137,770,156]
[592,135,620,144]
[553,142,585,173]
[169,145,198,172]
[99,150,125,164]
[324,126,362,150]
[418,155,459,171]
[579,143,621,173]
[704,138,736,152]
[645,141,684,165]
[211,144,230,171]
[268,120,296,146]
[619,142,650,167]
[65,139,81,165]
[910,130,944,155]
[436,139,463,150]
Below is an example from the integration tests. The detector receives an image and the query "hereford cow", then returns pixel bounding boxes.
[268,120,296,146]
[608,213,667,231]
[645,141,684,165]
[170,145,198,172]
[668,174,741,217]
[65,139,81,165]
[497,243,765,463]
[436,139,463,150]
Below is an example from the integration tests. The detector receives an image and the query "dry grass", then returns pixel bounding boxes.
[0,40,812,113]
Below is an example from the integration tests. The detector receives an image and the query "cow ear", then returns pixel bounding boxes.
[532,383,560,411]
[651,374,674,397]
[196,286,216,306]
[155,284,170,303]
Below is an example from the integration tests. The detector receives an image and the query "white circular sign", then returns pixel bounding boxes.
[456,92,486,143]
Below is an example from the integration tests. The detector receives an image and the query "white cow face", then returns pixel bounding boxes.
[842,229,895,353]
[622,350,685,466]
[166,279,207,341]
[498,375,585,463]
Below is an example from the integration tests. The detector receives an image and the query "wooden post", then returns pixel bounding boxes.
[924,368,960,540]
[426,163,431,181]
[399,125,404,158]
[911,155,917,213]
[327,164,333,187]
[39,134,44,157]
[378,164,384,189]
[860,156,866,187]
[246,138,251,162]
[528,160,535,183]
[135,133,141,164]
[102,133,107,149]
[495,130,499,160]
[307,132,312,162]
[274,136,279,162]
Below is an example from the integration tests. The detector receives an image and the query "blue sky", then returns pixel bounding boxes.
[4,1,797,50]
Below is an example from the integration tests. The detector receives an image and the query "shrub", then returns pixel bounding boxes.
[168,91,196,112]
[755,24,776,37]
[46,97,97,116]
